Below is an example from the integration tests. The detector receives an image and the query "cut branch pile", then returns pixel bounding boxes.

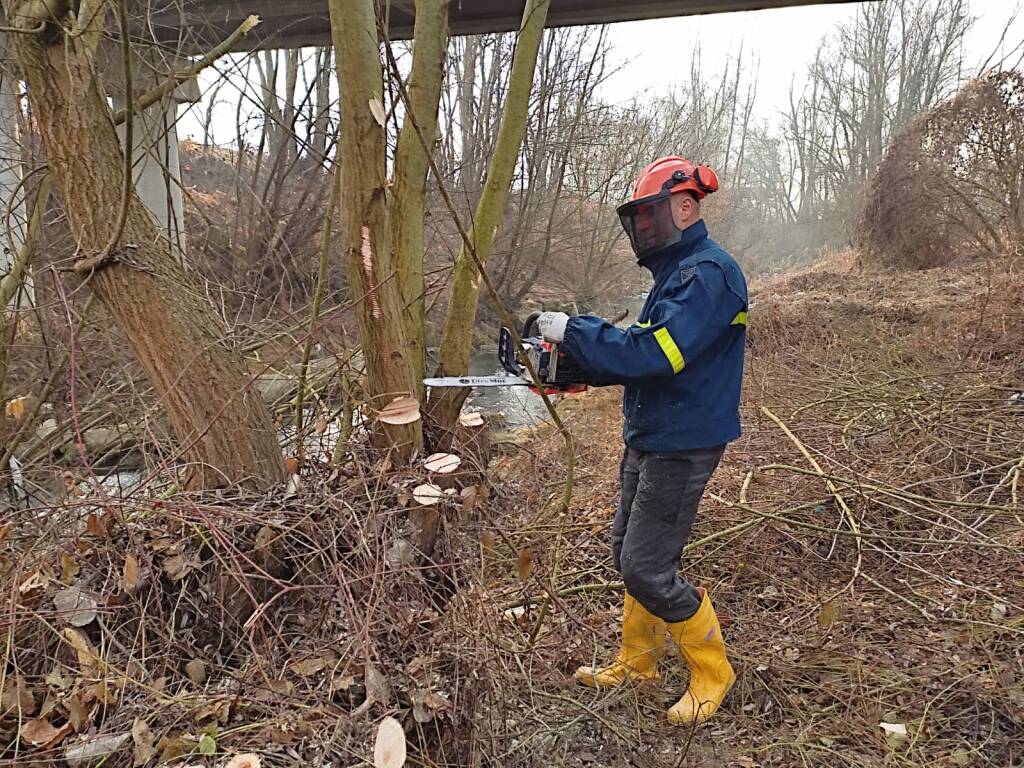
[0,443,491,766]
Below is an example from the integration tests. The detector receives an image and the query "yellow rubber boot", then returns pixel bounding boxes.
[665,590,735,725]
[575,593,665,688]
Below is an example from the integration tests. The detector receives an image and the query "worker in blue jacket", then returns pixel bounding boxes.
[536,156,747,726]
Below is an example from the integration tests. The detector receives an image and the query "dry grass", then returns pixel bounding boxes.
[2,251,1022,767]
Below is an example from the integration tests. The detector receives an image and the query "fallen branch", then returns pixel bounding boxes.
[503,516,765,610]
[706,493,1017,550]
[762,406,863,595]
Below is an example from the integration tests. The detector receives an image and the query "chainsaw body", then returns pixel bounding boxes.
[497,326,588,394]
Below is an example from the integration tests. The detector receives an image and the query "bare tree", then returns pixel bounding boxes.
[392,0,449,399]
[791,0,970,217]
[859,71,1024,268]
[309,47,334,164]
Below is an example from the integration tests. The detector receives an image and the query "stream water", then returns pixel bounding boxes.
[463,349,549,430]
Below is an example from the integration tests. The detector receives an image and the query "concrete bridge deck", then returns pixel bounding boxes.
[152,0,860,54]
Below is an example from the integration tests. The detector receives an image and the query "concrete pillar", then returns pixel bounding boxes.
[111,95,189,260]
[103,46,200,263]
[0,33,30,307]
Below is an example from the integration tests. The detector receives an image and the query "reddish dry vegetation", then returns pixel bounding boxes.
[858,71,1024,270]
[2,250,1023,767]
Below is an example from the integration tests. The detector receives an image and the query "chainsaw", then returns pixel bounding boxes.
[423,312,589,394]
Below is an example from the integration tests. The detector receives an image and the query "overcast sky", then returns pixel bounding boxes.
[596,0,1024,117]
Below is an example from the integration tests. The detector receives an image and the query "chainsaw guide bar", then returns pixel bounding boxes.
[422,375,530,388]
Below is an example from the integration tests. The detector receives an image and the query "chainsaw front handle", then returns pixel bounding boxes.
[522,311,543,339]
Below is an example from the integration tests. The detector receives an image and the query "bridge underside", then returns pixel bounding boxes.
[150,0,858,55]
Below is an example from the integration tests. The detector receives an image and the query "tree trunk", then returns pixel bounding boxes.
[201,79,224,147]
[391,0,448,398]
[430,0,551,433]
[458,37,480,197]
[329,0,423,460]
[5,4,286,490]
[280,49,300,166]
[311,47,332,164]
[258,51,283,165]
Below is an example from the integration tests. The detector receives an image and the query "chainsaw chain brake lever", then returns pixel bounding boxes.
[498,319,551,381]
[497,326,523,377]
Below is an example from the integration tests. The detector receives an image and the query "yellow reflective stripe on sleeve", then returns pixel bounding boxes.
[731,310,749,326]
[653,327,685,374]
[635,320,652,328]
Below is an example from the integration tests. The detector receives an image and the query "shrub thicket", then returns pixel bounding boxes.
[857,71,1024,269]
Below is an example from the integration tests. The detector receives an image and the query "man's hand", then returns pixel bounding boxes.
[537,312,570,343]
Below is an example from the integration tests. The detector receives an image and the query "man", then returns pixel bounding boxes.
[536,156,747,726]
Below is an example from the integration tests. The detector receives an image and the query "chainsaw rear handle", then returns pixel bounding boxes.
[518,313,586,394]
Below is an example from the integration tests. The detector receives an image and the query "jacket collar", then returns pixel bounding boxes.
[639,219,708,283]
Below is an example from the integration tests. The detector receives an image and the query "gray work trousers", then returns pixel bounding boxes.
[611,445,725,623]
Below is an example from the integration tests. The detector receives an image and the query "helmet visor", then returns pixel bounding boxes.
[616,193,678,260]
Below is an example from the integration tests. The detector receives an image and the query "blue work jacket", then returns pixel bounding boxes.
[560,220,748,451]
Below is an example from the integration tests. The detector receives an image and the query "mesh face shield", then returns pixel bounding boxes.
[616,192,679,261]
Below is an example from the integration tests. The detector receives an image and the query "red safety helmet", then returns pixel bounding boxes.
[617,156,719,261]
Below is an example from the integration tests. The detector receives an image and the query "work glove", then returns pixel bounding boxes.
[537,311,570,343]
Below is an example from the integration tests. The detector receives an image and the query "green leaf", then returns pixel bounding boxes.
[198,733,216,756]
